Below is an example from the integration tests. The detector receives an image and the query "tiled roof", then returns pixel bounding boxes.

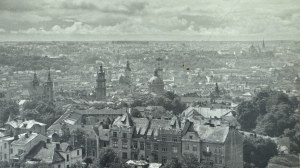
[26,142,65,164]
[182,106,233,119]
[113,112,134,127]
[193,123,229,143]
[76,107,126,115]
[133,118,149,136]
[11,133,42,146]
[19,120,46,129]
[6,119,45,129]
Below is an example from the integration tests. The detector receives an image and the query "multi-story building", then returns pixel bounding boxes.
[4,118,46,136]
[25,139,82,168]
[108,112,243,168]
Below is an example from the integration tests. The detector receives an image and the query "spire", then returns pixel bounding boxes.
[126,61,131,71]
[154,69,158,77]
[33,71,39,87]
[47,68,52,82]
[99,65,103,73]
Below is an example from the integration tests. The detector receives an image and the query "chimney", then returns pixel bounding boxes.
[14,135,19,140]
[56,143,60,150]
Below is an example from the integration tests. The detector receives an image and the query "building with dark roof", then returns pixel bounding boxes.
[107,112,243,167]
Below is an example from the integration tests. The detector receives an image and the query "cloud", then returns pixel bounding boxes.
[1,0,300,40]
[0,28,6,33]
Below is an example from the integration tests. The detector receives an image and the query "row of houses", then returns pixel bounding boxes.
[0,118,82,168]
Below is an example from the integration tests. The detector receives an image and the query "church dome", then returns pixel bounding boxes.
[148,75,164,85]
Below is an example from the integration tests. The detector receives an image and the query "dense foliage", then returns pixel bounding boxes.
[131,91,186,115]
[91,148,127,168]
[0,100,19,125]
[161,154,207,168]
[236,89,300,153]
[243,136,277,168]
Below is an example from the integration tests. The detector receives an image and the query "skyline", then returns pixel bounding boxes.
[0,0,299,41]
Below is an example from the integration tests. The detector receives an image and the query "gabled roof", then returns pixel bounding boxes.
[113,112,134,127]
[26,142,65,164]
[11,133,42,146]
[182,106,233,119]
[6,119,46,129]
[183,121,229,143]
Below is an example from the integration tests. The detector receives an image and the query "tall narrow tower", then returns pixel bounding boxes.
[125,60,131,85]
[44,69,54,102]
[156,57,163,79]
[32,72,39,89]
[96,65,106,101]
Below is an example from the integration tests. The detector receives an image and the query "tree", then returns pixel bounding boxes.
[236,101,258,131]
[161,157,182,168]
[243,136,277,168]
[91,148,123,168]
[131,108,142,118]
[181,154,200,168]
[0,100,19,124]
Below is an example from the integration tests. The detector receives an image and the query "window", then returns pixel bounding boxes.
[77,150,80,155]
[219,157,222,164]
[122,133,127,139]
[4,154,7,159]
[122,141,128,149]
[154,143,158,150]
[189,135,193,139]
[214,148,217,154]
[215,156,217,163]
[193,145,197,151]
[162,156,167,164]
[219,147,222,154]
[4,143,7,149]
[67,165,69,168]
[93,150,96,157]
[153,154,158,162]
[67,154,69,161]
[185,144,189,150]
[146,142,151,150]
[140,142,144,150]
[10,148,13,154]
[173,137,177,142]
[122,152,128,159]
[58,165,61,168]
[133,141,138,149]
[113,140,118,148]
[113,132,117,137]
[162,147,167,152]
[133,153,138,160]
[172,146,178,153]
[162,135,166,141]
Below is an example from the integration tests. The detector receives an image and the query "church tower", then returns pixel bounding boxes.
[96,65,106,101]
[156,57,163,79]
[32,72,39,89]
[124,60,131,85]
[43,69,54,102]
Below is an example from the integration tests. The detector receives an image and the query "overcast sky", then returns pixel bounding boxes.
[0,0,299,41]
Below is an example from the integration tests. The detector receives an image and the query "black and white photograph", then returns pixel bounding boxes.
[0,0,300,168]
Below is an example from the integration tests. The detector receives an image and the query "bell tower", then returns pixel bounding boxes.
[96,65,106,101]
[44,69,54,102]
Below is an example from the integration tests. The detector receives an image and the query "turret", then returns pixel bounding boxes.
[96,65,106,101]
[32,72,39,89]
